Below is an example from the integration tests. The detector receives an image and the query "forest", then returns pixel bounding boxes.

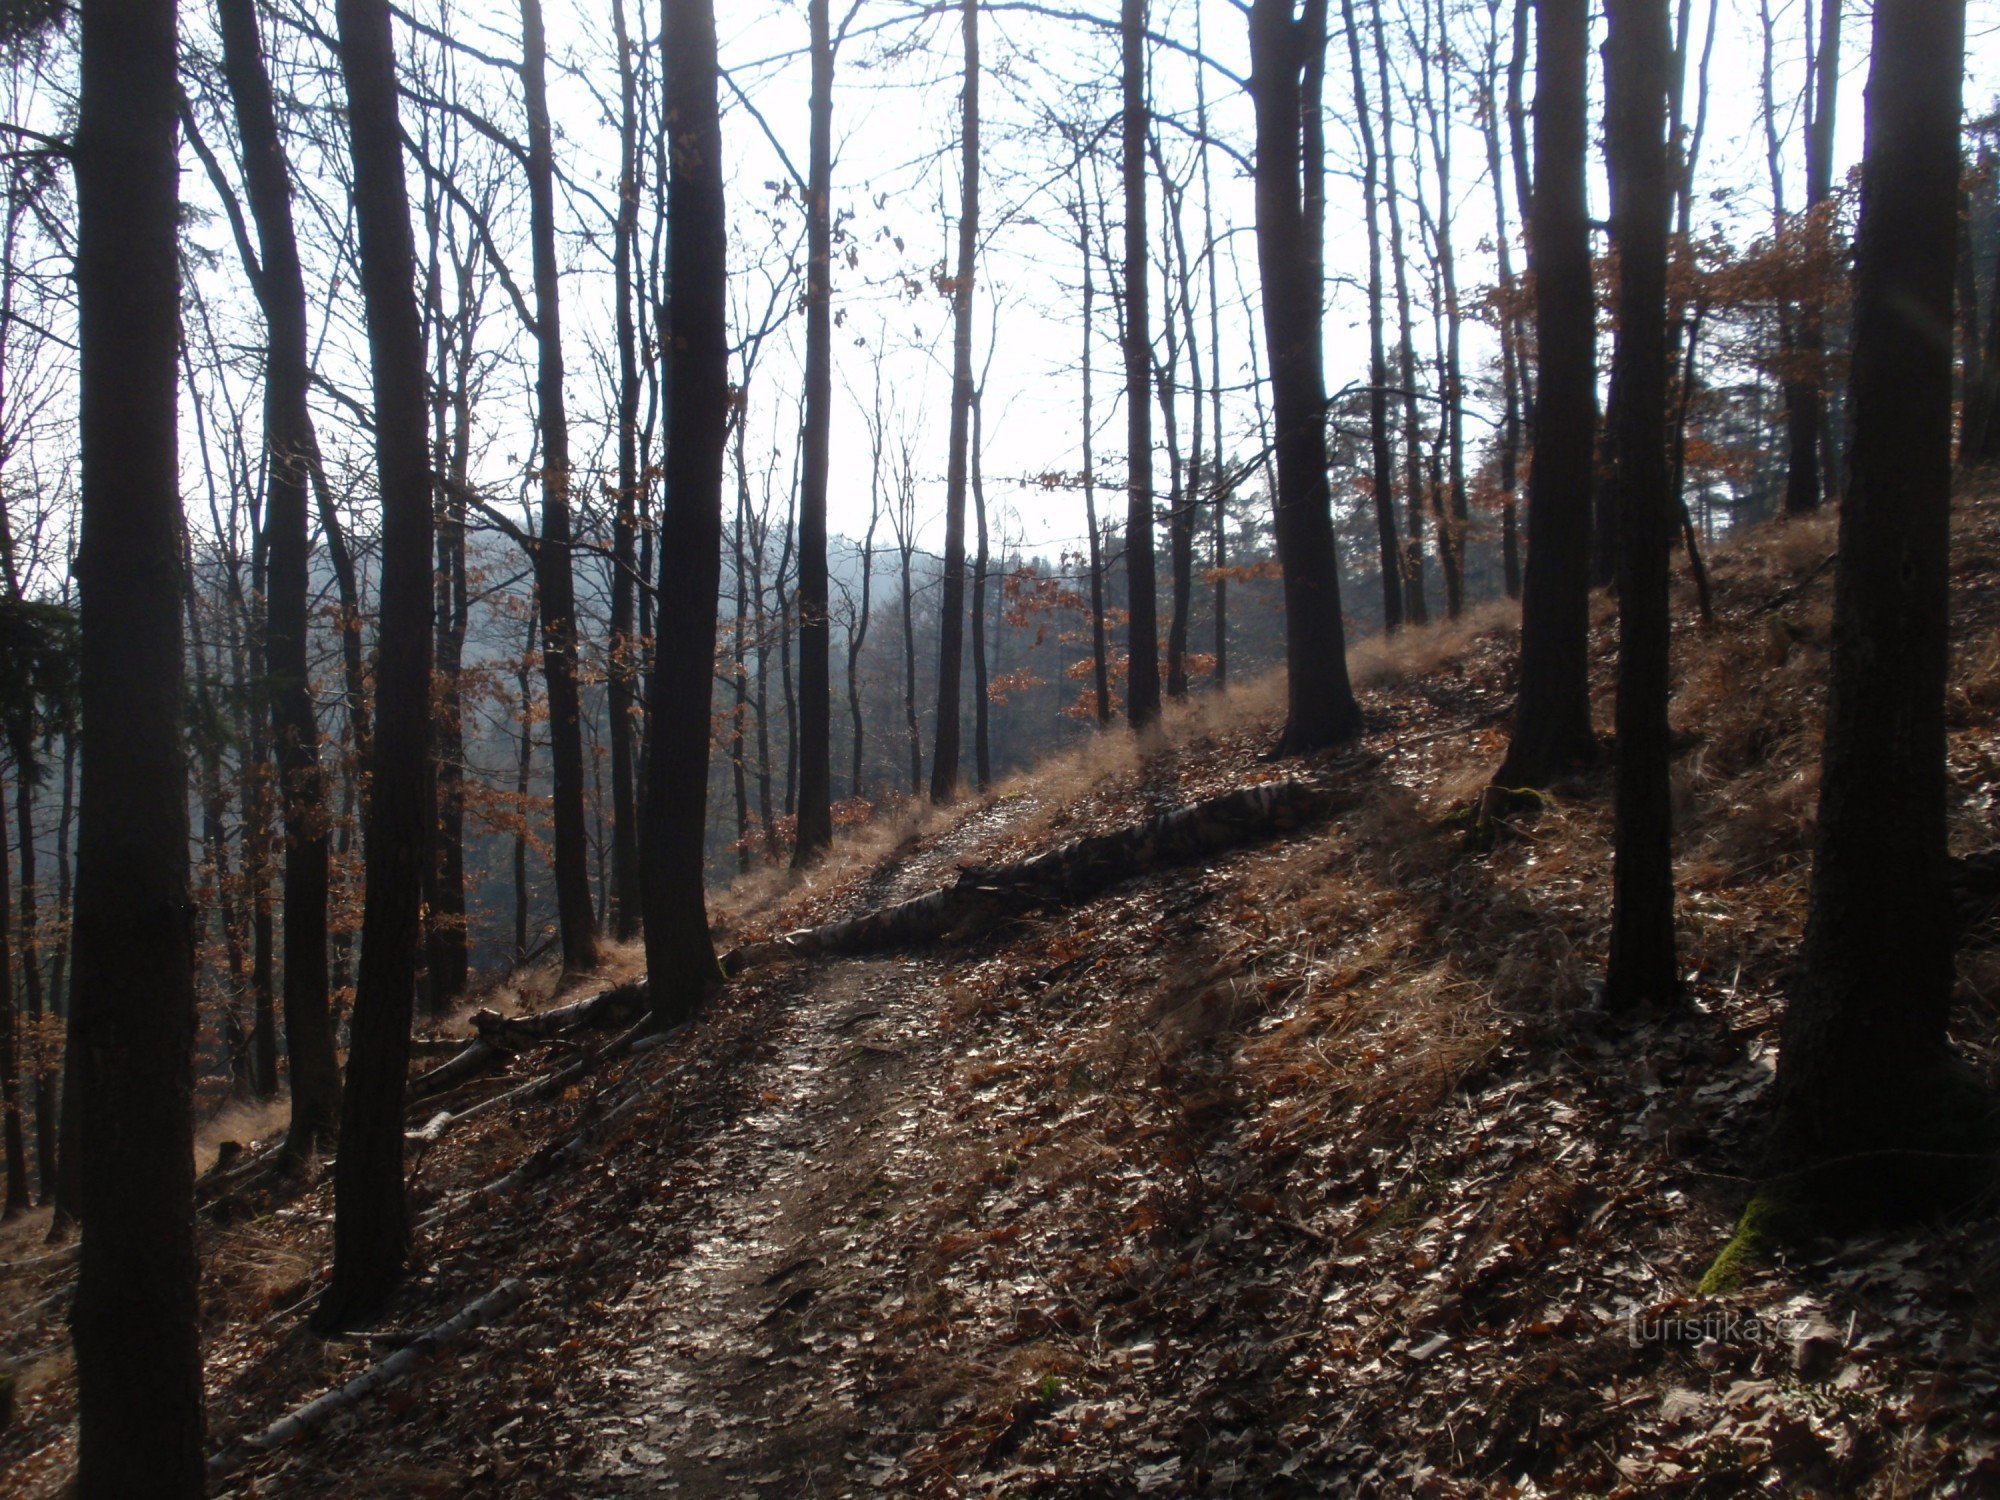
[1,0,1999,1492]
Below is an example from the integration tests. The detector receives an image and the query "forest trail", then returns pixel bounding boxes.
[574,798,1058,1494]
[580,954,949,1495]
[11,507,2000,1497]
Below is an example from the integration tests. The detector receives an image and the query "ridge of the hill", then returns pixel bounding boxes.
[5,494,2000,1497]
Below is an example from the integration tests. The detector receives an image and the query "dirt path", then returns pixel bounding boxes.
[580,952,956,1495]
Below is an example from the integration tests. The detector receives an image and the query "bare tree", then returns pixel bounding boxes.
[319,0,438,1328]
[644,0,728,1027]
[68,0,206,1479]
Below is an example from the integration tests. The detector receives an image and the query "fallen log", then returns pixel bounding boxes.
[210,1277,528,1479]
[469,981,647,1047]
[406,981,648,1105]
[723,778,1345,972]
[407,1016,657,1169]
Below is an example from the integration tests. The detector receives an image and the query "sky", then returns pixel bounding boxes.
[156,0,2000,588]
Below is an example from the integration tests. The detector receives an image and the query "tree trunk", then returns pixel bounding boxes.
[0,771,24,1216]
[521,0,599,974]
[1494,0,1598,788]
[1251,0,1363,754]
[513,602,537,960]
[1775,0,1969,1200]
[849,384,882,797]
[929,0,978,802]
[17,769,50,1199]
[971,392,992,789]
[1075,175,1112,724]
[607,0,644,935]
[795,0,835,860]
[645,0,728,1027]
[1483,0,1524,603]
[1121,0,1162,730]
[70,0,207,1477]
[1343,0,1403,633]
[1603,0,1678,1010]
[1376,0,1428,625]
[218,0,341,1155]
[319,0,436,1330]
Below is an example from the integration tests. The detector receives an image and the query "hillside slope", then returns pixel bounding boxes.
[6,493,2000,1496]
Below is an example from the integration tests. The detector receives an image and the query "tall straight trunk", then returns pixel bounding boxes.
[48,728,77,1232]
[1497,0,1597,786]
[1157,136,1200,697]
[16,771,50,1198]
[1420,0,1468,615]
[218,0,340,1154]
[70,0,207,1477]
[1603,0,1678,1009]
[795,0,835,860]
[971,390,992,788]
[1076,177,1112,723]
[900,528,920,792]
[777,469,798,820]
[243,648,277,1097]
[1121,0,1162,730]
[0,779,23,1215]
[608,0,644,934]
[320,0,436,1329]
[1343,0,1402,632]
[514,603,537,957]
[521,0,599,973]
[730,468,753,867]
[1196,9,1229,683]
[1377,0,1428,625]
[426,289,472,1005]
[1968,155,2000,465]
[1151,176,1187,699]
[1251,0,1362,753]
[1788,0,1842,507]
[752,511,775,857]
[645,0,728,1027]
[930,0,978,800]
[849,390,882,796]
[1483,0,1524,601]
[1775,0,1969,1196]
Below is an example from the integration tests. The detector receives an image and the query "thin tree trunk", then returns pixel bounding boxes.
[930,0,979,800]
[795,0,835,860]
[16,772,50,1198]
[849,380,882,797]
[521,0,599,973]
[1121,0,1161,730]
[1344,0,1403,632]
[319,0,437,1329]
[971,390,992,788]
[69,0,207,1474]
[645,0,728,1027]
[608,0,644,935]
[514,602,537,959]
[1483,0,1524,602]
[218,0,340,1154]
[1197,12,1229,684]
[0,770,24,1216]
[1377,0,1429,625]
[1075,174,1112,724]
